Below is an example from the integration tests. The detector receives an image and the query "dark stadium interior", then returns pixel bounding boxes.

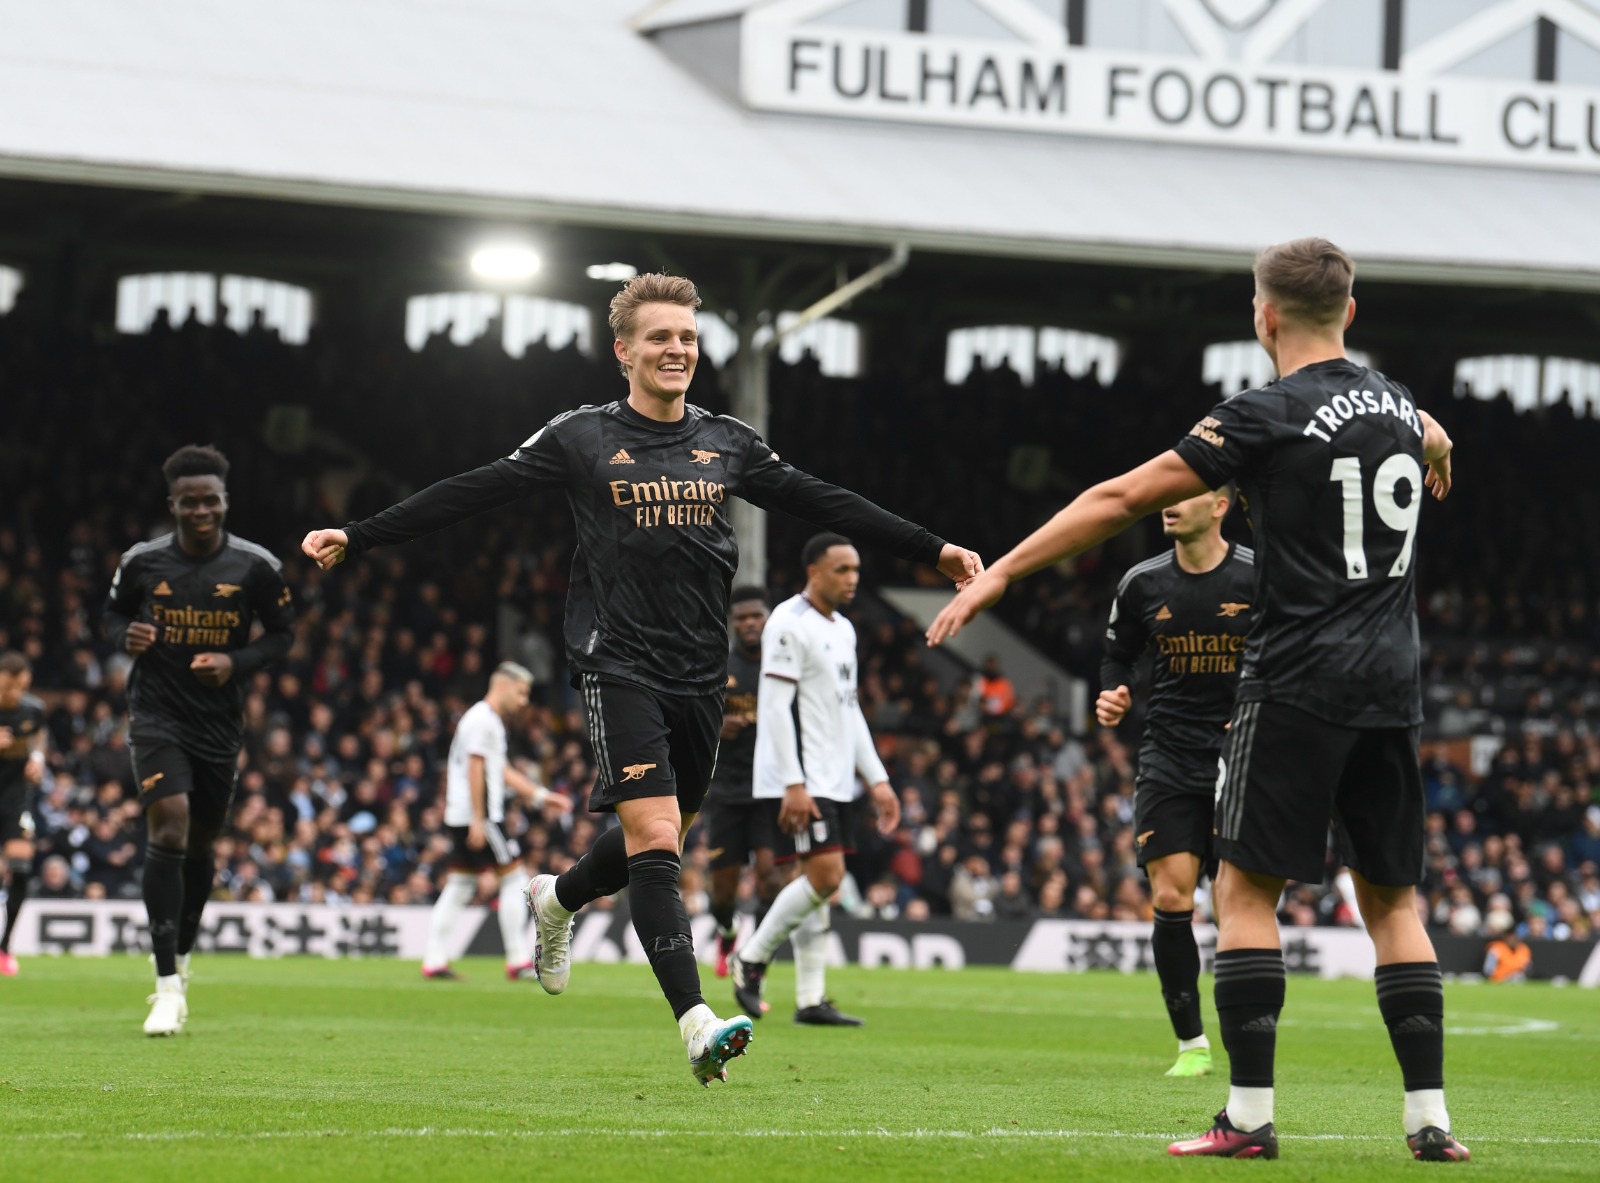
[3,176,1598,945]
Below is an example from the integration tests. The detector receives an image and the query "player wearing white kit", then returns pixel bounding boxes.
[731,534,900,1025]
[422,662,571,980]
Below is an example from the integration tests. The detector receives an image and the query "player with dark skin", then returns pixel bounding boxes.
[708,596,783,960]
[124,472,237,857]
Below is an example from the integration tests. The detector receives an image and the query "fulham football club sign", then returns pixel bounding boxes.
[661,0,1600,172]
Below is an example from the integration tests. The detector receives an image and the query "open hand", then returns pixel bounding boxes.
[926,568,1007,646]
[1423,450,1452,500]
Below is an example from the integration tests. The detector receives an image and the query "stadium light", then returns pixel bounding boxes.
[586,262,637,281]
[469,244,542,283]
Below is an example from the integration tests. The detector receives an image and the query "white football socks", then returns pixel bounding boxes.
[422,872,475,970]
[1178,1034,1210,1053]
[1404,1088,1450,1135]
[792,902,830,1009]
[499,872,530,967]
[679,1003,716,1044]
[1226,1086,1274,1133]
[741,875,826,965]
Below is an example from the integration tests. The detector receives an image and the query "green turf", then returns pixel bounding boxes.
[0,956,1594,1181]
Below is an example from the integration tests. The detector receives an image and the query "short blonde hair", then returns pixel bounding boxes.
[607,273,701,341]
[1254,237,1354,327]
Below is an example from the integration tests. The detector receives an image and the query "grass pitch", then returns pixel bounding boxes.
[0,956,1594,1181]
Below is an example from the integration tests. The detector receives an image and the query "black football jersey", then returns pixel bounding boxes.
[343,400,945,697]
[705,645,761,803]
[0,694,46,794]
[1173,358,1428,728]
[1102,544,1254,783]
[104,532,296,761]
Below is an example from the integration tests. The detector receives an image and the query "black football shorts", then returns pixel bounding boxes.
[0,782,35,844]
[444,821,518,872]
[580,674,723,815]
[1214,701,1424,886]
[1133,770,1216,870]
[705,797,778,871]
[131,736,239,821]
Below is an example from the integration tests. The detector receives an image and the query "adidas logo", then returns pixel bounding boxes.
[1155,604,1172,621]
[1241,1015,1278,1033]
[609,449,635,465]
[153,581,174,596]
[1391,1015,1440,1035]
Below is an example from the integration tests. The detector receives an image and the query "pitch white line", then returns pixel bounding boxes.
[6,1127,1599,1146]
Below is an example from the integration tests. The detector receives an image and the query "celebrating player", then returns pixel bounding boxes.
[0,652,48,976]
[302,273,981,1086]
[421,661,572,982]
[929,238,1466,1163]
[703,586,782,979]
[1098,486,1252,1077]
[732,534,899,1027]
[104,445,296,1036]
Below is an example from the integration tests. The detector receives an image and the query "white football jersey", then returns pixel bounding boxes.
[754,594,887,803]
[445,699,508,825]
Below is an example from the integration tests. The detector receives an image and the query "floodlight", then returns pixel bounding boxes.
[470,245,542,282]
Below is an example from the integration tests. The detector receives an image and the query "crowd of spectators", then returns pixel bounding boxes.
[1,298,1596,949]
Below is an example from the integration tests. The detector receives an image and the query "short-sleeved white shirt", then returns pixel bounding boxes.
[445,700,508,825]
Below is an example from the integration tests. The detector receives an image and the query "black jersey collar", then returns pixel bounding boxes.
[617,399,696,434]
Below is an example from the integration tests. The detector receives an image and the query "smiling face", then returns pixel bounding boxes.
[615,302,698,406]
[168,474,228,552]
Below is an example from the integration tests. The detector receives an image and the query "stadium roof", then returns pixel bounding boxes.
[3,0,1599,289]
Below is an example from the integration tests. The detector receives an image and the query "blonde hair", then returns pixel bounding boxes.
[1254,237,1354,327]
[607,273,701,341]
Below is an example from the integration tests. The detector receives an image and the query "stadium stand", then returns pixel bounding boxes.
[1,298,1596,944]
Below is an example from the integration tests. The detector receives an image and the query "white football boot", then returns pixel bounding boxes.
[144,975,188,1037]
[523,874,574,995]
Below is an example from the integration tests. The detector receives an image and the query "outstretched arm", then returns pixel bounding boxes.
[302,464,525,570]
[927,450,1208,645]
[738,448,982,583]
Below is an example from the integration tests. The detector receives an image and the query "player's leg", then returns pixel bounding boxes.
[1147,850,1207,1074]
[175,761,236,983]
[1138,772,1215,1075]
[423,828,481,979]
[1171,703,1345,1158]
[525,676,663,993]
[492,832,537,979]
[0,832,35,975]
[734,803,850,1020]
[705,801,748,976]
[1338,730,1467,1162]
[752,842,783,927]
[137,742,193,1036]
[789,846,858,1025]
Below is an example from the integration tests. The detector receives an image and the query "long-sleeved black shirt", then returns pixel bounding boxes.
[343,400,947,696]
[104,532,295,762]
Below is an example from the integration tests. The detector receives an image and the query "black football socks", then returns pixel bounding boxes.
[143,843,186,977]
[554,822,629,913]
[1152,908,1205,1040]
[627,849,704,1020]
